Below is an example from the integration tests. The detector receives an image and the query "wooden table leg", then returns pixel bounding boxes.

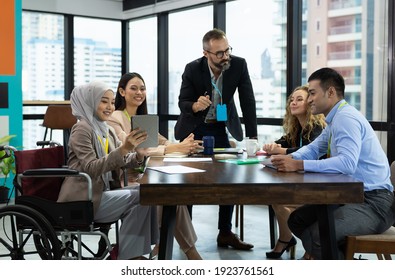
[240,205,244,240]
[158,205,177,260]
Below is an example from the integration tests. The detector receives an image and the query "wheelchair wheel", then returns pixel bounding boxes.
[0,204,61,260]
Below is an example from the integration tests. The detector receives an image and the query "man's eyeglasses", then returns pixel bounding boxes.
[205,46,232,59]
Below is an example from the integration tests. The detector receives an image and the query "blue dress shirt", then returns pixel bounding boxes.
[292,100,393,192]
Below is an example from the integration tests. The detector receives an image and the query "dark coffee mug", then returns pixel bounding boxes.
[203,136,215,155]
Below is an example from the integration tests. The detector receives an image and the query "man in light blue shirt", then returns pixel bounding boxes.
[270,67,394,259]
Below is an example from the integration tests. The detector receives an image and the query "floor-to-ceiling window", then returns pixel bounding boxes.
[22,12,122,149]
[303,0,389,152]
[227,0,287,145]
[167,5,213,141]
[128,17,158,114]
[21,0,394,161]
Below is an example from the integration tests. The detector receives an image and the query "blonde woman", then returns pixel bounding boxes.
[263,85,326,259]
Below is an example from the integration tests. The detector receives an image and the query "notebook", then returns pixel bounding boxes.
[131,115,158,148]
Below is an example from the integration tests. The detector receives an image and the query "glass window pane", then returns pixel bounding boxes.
[168,5,213,115]
[22,11,65,149]
[167,121,177,143]
[129,17,158,114]
[376,131,387,155]
[228,124,283,150]
[74,17,122,91]
[227,0,287,142]
[22,12,65,102]
[304,0,388,121]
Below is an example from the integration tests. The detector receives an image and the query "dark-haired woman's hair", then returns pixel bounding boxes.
[115,72,148,115]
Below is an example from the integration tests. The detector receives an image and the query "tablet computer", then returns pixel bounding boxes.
[260,156,277,170]
[131,115,158,148]
[213,147,243,154]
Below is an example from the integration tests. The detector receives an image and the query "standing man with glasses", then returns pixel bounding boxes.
[175,28,257,251]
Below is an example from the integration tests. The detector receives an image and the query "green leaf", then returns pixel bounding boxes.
[0,135,16,145]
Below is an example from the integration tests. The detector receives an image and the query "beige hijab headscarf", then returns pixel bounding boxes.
[70,81,114,190]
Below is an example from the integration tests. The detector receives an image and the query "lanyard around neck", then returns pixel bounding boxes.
[97,134,109,155]
[299,132,303,147]
[211,79,223,104]
[327,101,348,158]
[123,109,131,122]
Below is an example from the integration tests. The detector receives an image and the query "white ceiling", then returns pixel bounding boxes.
[23,0,209,20]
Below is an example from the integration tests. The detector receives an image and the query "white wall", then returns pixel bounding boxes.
[22,0,123,19]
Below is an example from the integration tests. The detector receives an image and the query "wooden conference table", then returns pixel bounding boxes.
[139,156,364,260]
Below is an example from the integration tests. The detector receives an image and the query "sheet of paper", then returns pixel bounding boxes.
[163,157,212,162]
[147,165,206,174]
[150,152,188,158]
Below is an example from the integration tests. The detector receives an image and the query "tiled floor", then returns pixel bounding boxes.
[0,201,381,260]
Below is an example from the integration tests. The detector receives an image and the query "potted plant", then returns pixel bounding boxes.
[0,135,16,203]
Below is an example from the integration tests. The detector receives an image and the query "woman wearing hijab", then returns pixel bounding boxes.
[107,72,202,260]
[57,81,159,260]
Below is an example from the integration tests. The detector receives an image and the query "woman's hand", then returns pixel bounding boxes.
[263,143,286,155]
[120,128,147,155]
[166,133,202,155]
[180,133,202,154]
[135,147,149,159]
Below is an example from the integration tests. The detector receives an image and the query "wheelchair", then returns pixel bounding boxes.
[0,142,117,260]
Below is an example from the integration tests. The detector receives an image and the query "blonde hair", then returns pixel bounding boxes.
[283,85,326,147]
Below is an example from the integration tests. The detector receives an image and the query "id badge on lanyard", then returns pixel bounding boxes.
[216,104,227,121]
[211,80,227,122]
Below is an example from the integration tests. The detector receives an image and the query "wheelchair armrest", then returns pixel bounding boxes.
[36,140,62,147]
[23,168,79,176]
[18,168,93,201]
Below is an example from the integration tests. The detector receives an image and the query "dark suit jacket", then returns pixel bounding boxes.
[174,55,257,141]
[275,124,325,155]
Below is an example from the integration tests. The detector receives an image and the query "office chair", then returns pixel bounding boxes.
[42,104,77,142]
[41,104,77,158]
[344,161,395,260]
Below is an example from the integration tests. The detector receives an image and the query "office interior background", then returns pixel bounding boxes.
[4,0,395,167]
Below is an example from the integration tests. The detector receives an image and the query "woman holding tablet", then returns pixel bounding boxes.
[57,81,158,260]
[108,72,202,260]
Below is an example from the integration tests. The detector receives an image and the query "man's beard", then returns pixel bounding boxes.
[213,57,231,72]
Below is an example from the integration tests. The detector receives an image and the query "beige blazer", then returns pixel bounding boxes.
[57,119,141,214]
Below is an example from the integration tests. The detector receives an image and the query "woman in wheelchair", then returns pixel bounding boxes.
[107,72,202,260]
[57,81,159,260]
